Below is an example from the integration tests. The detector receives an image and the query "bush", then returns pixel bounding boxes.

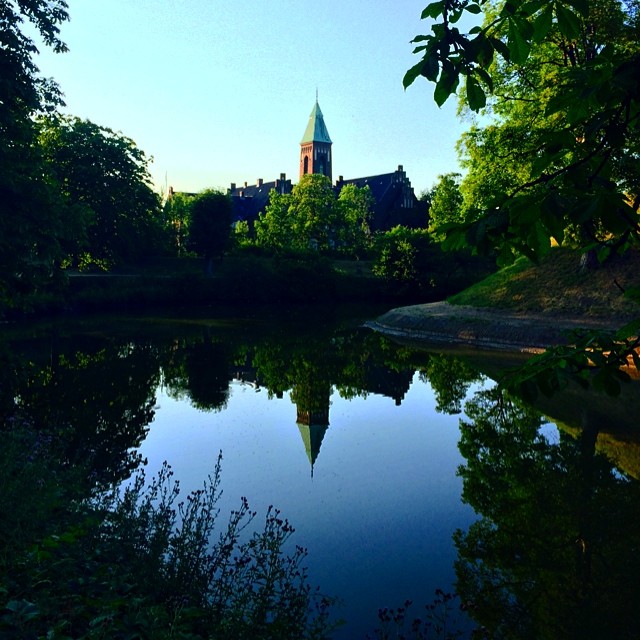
[0,425,336,639]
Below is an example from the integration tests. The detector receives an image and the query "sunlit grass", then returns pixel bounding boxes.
[449,247,640,318]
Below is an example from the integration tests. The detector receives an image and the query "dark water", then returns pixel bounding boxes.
[4,305,640,638]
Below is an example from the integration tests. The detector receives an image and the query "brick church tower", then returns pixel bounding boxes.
[299,98,332,181]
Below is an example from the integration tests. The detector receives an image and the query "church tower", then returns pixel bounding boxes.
[299,98,332,181]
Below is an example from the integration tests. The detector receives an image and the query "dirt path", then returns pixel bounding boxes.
[365,301,627,353]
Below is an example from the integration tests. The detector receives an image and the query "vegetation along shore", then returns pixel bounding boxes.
[2,1,640,639]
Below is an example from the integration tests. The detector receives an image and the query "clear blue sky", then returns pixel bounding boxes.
[34,0,467,196]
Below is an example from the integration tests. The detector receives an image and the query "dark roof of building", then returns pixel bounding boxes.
[226,168,426,231]
[334,166,426,231]
[301,101,332,144]
[337,172,400,204]
[228,176,292,223]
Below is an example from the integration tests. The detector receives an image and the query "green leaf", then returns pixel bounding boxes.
[508,17,532,64]
[466,33,494,68]
[556,4,581,40]
[616,318,640,340]
[532,5,553,42]
[423,53,440,81]
[403,59,427,89]
[466,76,487,111]
[465,3,482,14]
[434,64,459,106]
[490,36,511,61]
[520,1,546,17]
[592,369,621,396]
[565,0,589,16]
[421,1,445,19]
[475,68,494,92]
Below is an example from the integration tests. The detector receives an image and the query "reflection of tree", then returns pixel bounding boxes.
[161,332,233,412]
[183,335,231,412]
[419,354,482,414]
[15,339,160,484]
[455,386,640,639]
[4,320,454,485]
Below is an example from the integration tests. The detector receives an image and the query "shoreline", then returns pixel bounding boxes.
[365,301,628,353]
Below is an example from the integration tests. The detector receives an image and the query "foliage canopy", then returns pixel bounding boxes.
[39,115,164,269]
[406,0,640,265]
[408,0,640,395]
[255,174,373,256]
[0,1,70,310]
[188,189,234,273]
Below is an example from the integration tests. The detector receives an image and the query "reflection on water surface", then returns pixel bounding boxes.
[3,306,640,638]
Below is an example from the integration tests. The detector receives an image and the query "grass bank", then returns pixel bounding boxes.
[448,247,640,320]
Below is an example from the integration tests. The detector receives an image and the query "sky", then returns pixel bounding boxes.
[32,0,469,197]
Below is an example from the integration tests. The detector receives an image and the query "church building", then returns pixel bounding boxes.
[228,100,426,231]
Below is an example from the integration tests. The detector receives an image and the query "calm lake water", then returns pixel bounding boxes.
[6,305,640,638]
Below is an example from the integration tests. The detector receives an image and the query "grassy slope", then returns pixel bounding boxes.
[448,247,640,320]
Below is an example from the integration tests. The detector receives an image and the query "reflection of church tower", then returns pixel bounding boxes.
[292,377,331,476]
[299,98,332,181]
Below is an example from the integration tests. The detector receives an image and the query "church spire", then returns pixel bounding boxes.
[300,100,332,145]
[300,98,332,180]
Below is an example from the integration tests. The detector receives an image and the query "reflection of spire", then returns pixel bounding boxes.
[297,420,329,478]
[291,372,331,476]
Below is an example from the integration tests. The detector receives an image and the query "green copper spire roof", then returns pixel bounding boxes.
[300,100,332,144]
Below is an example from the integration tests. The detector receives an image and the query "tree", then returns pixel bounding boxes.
[162,191,195,255]
[406,0,640,392]
[188,189,233,274]
[256,174,338,252]
[39,115,165,269]
[372,226,432,291]
[405,0,640,263]
[255,174,373,255]
[426,172,464,240]
[254,190,295,252]
[0,1,69,311]
[336,183,374,257]
[455,386,640,637]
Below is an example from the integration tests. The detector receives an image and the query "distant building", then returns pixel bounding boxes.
[335,166,425,232]
[228,99,427,231]
[227,174,293,228]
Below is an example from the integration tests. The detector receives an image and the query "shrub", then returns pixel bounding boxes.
[0,426,336,639]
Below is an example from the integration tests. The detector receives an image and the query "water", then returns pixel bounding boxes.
[4,305,640,638]
[142,374,479,637]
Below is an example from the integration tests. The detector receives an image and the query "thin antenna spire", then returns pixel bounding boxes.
[316,87,318,103]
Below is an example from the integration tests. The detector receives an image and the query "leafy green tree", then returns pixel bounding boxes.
[373,226,432,291]
[233,219,254,249]
[290,174,338,251]
[406,0,640,263]
[427,172,464,240]
[256,174,337,252]
[188,189,234,274]
[255,174,373,255]
[255,190,295,252]
[0,1,69,311]
[163,191,195,255]
[336,183,374,257]
[406,0,640,392]
[39,116,165,269]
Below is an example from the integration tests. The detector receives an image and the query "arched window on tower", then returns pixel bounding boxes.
[303,156,309,175]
